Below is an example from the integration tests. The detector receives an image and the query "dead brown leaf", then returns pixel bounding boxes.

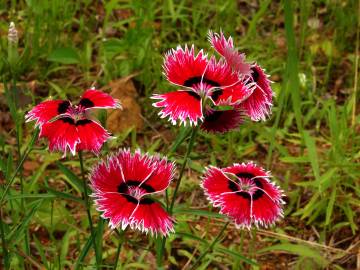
[103,76,143,134]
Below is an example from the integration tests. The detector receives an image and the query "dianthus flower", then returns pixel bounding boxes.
[26,89,121,155]
[90,149,175,236]
[152,31,274,133]
[201,162,284,228]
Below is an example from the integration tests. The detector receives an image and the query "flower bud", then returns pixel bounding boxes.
[8,22,19,70]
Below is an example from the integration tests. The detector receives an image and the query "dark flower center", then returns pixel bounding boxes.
[227,172,265,200]
[204,110,223,122]
[117,180,155,204]
[183,76,221,88]
[251,67,260,83]
[78,98,94,108]
[184,91,201,101]
[57,100,92,125]
[210,89,223,102]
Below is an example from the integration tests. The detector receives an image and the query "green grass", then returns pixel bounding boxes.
[0,0,359,269]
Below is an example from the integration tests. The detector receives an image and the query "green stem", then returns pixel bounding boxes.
[113,229,125,270]
[169,127,198,214]
[78,151,100,268]
[12,80,30,258]
[157,127,198,268]
[189,221,229,270]
[0,208,10,269]
[156,236,167,269]
[249,227,257,259]
[0,128,39,205]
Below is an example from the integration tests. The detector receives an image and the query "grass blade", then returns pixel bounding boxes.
[303,131,320,182]
[57,162,84,193]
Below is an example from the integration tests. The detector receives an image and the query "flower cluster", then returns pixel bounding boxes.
[25,30,284,238]
[152,31,273,133]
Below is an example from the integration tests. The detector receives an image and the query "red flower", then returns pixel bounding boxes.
[90,149,175,236]
[201,162,284,229]
[200,108,244,133]
[25,89,121,156]
[209,31,274,121]
[240,64,273,121]
[152,45,251,126]
[208,30,251,77]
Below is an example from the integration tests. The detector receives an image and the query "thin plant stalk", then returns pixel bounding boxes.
[169,127,198,214]
[12,79,30,258]
[249,228,258,259]
[189,221,230,270]
[0,128,39,205]
[351,0,360,128]
[157,127,199,268]
[0,208,10,269]
[113,229,125,270]
[78,151,101,268]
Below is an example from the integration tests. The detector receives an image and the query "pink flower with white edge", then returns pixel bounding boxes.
[240,64,274,121]
[90,149,176,236]
[152,45,252,126]
[208,30,251,77]
[209,31,274,121]
[25,89,121,156]
[201,162,284,229]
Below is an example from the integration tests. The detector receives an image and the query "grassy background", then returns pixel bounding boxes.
[0,0,359,269]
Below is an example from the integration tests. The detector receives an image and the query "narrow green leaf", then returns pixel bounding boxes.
[33,235,50,270]
[215,247,257,266]
[280,156,308,163]
[6,193,56,200]
[5,153,13,180]
[304,131,320,182]
[325,188,336,225]
[95,218,104,265]
[57,162,84,193]
[7,199,43,243]
[284,0,303,133]
[47,47,80,64]
[258,243,327,266]
[74,232,96,270]
[60,230,72,267]
[174,232,207,244]
[45,187,84,204]
[173,208,225,219]
[169,127,191,154]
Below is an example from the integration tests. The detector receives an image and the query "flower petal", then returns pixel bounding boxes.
[152,90,203,126]
[208,30,251,76]
[25,100,70,127]
[201,166,235,205]
[163,45,208,87]
[39,118,80,156]
[240,65,273,121]
[130,199,174,236]
[39,118,110,155]
[94,192,139,230]
[208,30,234,53]
[218,192,252,229]
[205,57,253,105]
[76,119,111,154]
[201,108,243,133]
[90,154,123,194]
[79,89,121,109]
[141,156,175,193]
[251,178,284,227]
[116,149,157,186]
